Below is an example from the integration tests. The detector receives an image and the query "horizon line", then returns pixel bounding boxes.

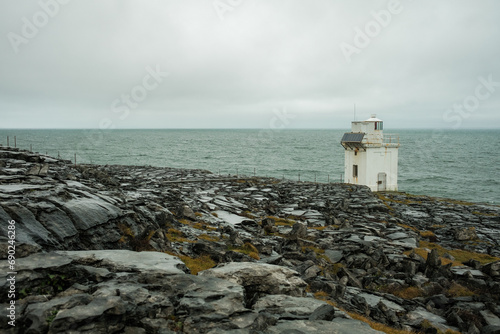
[1,127,499,131]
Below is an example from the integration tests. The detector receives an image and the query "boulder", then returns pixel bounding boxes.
[199,262,307,297]
[289,222,307,239]
[253,294,329,319]
[454,227,478,241]
[52,192,122,231]
[482,261,500,277]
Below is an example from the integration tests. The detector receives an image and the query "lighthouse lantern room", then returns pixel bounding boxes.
[340,114,400,191]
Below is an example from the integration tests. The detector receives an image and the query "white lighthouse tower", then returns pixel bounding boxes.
[340,114,400,191]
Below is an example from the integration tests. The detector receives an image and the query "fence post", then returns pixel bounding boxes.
[7,136,9,147]
[14,136,16,148]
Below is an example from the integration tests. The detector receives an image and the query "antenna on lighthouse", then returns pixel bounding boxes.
[354,103,356,121]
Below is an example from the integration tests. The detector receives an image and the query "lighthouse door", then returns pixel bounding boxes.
[377,173,387,191]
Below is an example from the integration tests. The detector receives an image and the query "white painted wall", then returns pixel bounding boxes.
[342,115,399,191]
[344,147,398,191]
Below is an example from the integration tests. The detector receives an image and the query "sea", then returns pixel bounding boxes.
[0,129,499,205]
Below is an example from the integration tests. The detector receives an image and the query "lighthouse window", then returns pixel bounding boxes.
[353,165,358,178]
[375,122,383,130]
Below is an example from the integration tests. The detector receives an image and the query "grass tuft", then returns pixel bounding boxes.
[405,241,500,266]
[197,233,220,242]
[446,282,476,297]
[166,252,216,275]
[166,228,195,243]
[228,242,260,260]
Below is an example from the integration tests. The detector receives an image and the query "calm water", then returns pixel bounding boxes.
[0,129,499,205]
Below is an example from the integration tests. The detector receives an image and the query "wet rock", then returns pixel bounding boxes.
[481,310,500,327]
[289,222,308,239]
[324,249,343,263]
[338,267,363,289]
[1,203,54,247]
[482,261,500,278]
[266,318,385,334]
[229,230,245,247]
[425,249,441,277]
[253,294,330,319]
[56,249,189,275]
[309,304,336,321]
[481,325,500,334]
[454,227,478,241]
[199,262,307,298]
[52,194,122,231]
[178,204,197,220]
[2,147,500,334]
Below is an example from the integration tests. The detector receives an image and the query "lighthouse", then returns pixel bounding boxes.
[340,114,400,191]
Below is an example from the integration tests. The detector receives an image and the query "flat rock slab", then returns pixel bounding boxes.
[213,210,248,225]
[480,310,500,326]
[266,319,385,334]
[173,275,247,317]
[386,232,410,240]
[356,291,405,312]
[324,249,343,263]
[0,252,73,285]
[388,238,418,249]
[451,266,485,278]
[253,294,329,318]
[0,184,52,193]
[56,250,188,275]
[406,307,459,332]
[199,262,307,297]
[54,193,122,230]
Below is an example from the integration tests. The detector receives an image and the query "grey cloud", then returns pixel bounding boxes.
[0,0,499,129]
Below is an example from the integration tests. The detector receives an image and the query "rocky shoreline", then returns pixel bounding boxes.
[1,146,499,334]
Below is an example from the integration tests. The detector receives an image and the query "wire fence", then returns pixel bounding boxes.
[1,135,345,184]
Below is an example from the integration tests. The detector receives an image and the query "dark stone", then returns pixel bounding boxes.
[309,304,335,321]
[454,227,478,241]
[426,249,441,268]
[429,294,450,309]
[481,325,500,334]
[338,267,363,289]
[289,222,307,239]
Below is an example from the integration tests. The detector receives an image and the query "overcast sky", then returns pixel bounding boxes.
[1,0,499,129]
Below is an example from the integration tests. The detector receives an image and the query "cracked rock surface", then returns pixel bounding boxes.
[1,147,499,333]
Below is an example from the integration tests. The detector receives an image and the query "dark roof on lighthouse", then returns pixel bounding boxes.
[341,133,365,149]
